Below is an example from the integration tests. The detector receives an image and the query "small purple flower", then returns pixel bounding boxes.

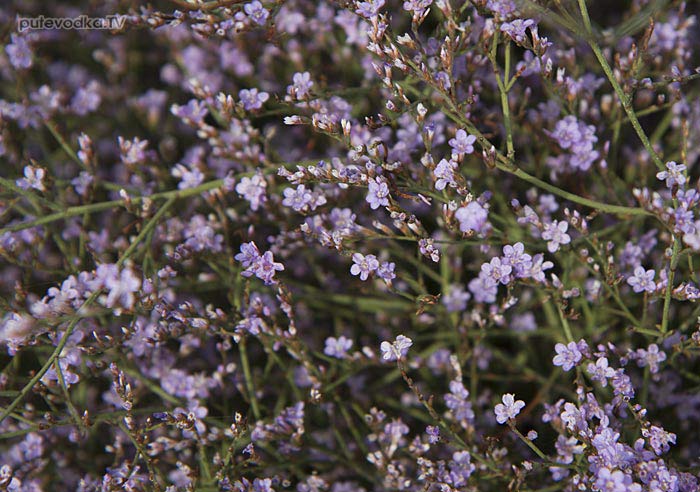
[288,72,314,99]
[553,341,583,371]
[448,129,476,157]
[324,336,353,359]
[350,253,379,281]
[235,242,261,268]
[481,257,512,285]
[377,261,396,283]
[425,425,440,444]
[356,0,385,18]
[594,467,641,492]
[656,161,686,188]
[171,99,208,125]
[16,165,46,192]
[6,34,32,69]
[244,1,270,25]
[541,220,570,253]
[366,177,390,210]
[442,284,470,312]
[245,251,284,285]
[434,158,458,191]
[455,201,489,234]
[586,357,615,386]
[239,88,269,111]
[403,0,433,16]
[380,334,412,361]
[627,266,656,293]
[282,184,314,212]
[235,172,267,211]
[500,19,536,44]
[502,242,532,278]
[494,393,525,424]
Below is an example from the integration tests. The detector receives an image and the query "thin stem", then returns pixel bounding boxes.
[576,0,665,171]
[0,197,176,426]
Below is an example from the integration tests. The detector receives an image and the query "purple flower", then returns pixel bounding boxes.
[324,336,353,359]
[445,380,474,423]
[481,257,512,285]
[235,172,267,211]
[350,253,379,281]
[448,129,476,157]
[502,242,532,278]
[377,261,396,283]
[244,1,270,25]
[239,88,269,111]
[594,467,641,492]
[627,266,656,293]
[356,0,385,18]
[366,177,390,210]
[6,34,32,69]
[288,72,313,99]
[235,242,261,268]
[656,161,686,188]
[16,165,46,192]
[380,334,412,361]
[455,201,489,234]
[171,99,208,125]
[242,250,284,285]
[425,425,440,443]
[282,184,314,212]
[442,284,470,312]
[586,357,615,386]
[494,393,525,424]
[552,341,582,371]
[500,19,536,44]
[403,0,432,16]
[434,158,457,190]
[541,220,570,253]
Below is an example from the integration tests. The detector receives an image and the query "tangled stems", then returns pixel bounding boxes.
[0,196,176,426]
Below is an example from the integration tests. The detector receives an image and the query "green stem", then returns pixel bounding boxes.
[576,0,665,171]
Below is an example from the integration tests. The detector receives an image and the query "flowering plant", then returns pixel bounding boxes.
[1,0,700,491]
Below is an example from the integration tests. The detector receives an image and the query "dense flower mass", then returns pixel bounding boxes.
[0,0,699,491]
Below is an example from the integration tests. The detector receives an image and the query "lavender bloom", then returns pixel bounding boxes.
[445,380,475,423]
[350,253,379,281]
[642,425,677,456]
[171,99,208,125]
[356,0,385,18]
[282,185,314,212]
[71,82,101,115]
[502,242,532,278]
[71,171,93,196]
[434,158,458,190]
[586,357,615,387]
[235,242,261,268]
[425,425,440,443]
[324,336,353,359]
[377,261,396,283]
[235,172,267,211]
[239,88,269,110]
[481,257,512,285]
[442,284,470,312]
[627,266,656,293]
[448,129,476,157]
[552,341,583,371]
[656,161,686,188]
[634,344,666,374]
[468,274,498,304]
[528,253,554,282]
[119,136,149,166]
[494,393,525,424]
[500,19,536,44]
[455,201,489,234]
[380,334,412,361]
[541,220,570,253]
[244,1,270,25]
[366,177,390,209]
[594,468,641,492]
[403,0,432,16]
[172,163,204,189]
[245,251,284,285]
[16,165,46,192]
[288,72,313,99]
[6,34,32,69]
